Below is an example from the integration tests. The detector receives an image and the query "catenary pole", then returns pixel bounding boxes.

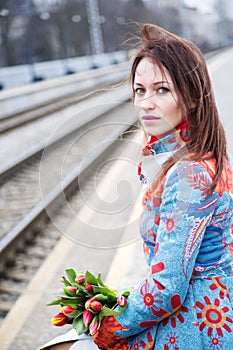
[86,0,104,55]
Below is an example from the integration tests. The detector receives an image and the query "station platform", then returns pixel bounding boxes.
[1,46,233,350]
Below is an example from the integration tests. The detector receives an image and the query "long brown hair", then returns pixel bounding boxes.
[131,24,227,196]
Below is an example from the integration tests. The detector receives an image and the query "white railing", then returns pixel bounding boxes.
[0,51,128,90]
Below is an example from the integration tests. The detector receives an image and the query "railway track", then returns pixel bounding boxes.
[0,61,130,133]
[0,65,141,324]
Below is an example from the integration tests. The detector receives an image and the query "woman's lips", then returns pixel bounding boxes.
[142,115,161,123]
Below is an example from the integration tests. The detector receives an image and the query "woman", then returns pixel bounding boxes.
[40,24,233,349]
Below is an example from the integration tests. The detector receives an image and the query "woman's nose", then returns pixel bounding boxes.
[137,93,156,110]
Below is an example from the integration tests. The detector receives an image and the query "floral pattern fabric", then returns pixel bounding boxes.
[108,130,233,349]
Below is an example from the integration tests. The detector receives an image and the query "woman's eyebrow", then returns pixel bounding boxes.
[134,80,171,86]
[133,82,144,86]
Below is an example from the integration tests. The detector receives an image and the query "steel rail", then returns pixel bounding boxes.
[0,83,131,178]
[0,62,129,124]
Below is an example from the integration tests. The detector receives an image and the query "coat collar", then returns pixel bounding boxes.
[138,121,189,187]
[142,120,189,155]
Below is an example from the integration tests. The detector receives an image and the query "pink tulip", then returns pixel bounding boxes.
[60,305,76,317]
[89,321,99,335]
[51,313,67,326]
[75,273,85,284]
[83,309,93,327]
[85,298,92,310]
[85,298,102,312]
[85,283,93,293]
[117,295,127,307]
[64,286,77,296]
[90,299,102,312]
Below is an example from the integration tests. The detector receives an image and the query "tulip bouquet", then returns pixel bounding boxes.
[48,268,130,336]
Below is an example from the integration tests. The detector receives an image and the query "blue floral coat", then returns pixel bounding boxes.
[98,130,233,350]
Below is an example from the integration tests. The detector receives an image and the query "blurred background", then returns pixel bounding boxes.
[0,0,232,89]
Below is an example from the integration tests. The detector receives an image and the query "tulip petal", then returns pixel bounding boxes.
[51,313,67,327]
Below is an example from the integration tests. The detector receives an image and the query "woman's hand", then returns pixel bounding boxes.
[92,316,130,350]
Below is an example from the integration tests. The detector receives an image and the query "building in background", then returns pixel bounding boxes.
[0,0,232,89]
[146,0,232,51]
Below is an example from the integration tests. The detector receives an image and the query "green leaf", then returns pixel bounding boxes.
[58,299,78,307]
[85,271,97,285]
[99,304,128,318]
[74,283,87,293]
[69,309,84,318]
[98,312,105,327]
[98,286,116,298]
[47,294,85,307]
[61,276,71,286]
[73,315,88,336]
[76,288,86,294]
[97,273,105,286]
[92,293,108,301]
[46,298,62,306]
[99,305,121,317]
[66,268,77,284]
[107,294,117,304]
[91,285,100,294]
[121,290,131,298]
[58,293,78,300]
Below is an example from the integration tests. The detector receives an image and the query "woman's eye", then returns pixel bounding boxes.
[134,87,145,95]
[157,87,169,94]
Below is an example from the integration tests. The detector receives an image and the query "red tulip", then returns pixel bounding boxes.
[117,295,127,307]
[85,298,102,312]
[85,283,93,292]
[60,305,76,317]
[75,273,85,284]
[90,300,102,312]
[89,321,99,335]
[83,309,93,327]
[51,313,67,326]
[85,298,92,310]
[64,286,77,296]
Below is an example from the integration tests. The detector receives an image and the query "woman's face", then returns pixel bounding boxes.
[133,58,183,137]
